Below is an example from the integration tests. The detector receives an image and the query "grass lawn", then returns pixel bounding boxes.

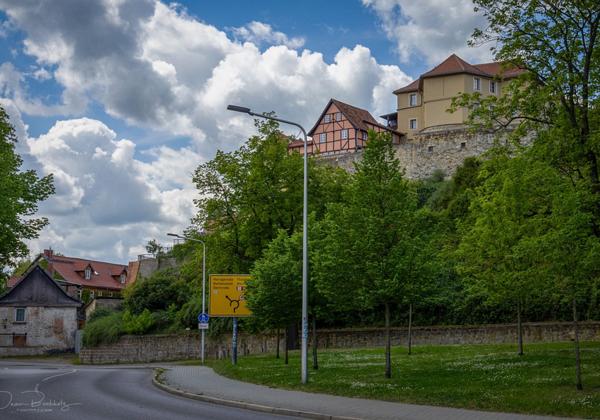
[207,341,600,418]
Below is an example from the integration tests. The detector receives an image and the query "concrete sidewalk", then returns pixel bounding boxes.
[157,366,561,420]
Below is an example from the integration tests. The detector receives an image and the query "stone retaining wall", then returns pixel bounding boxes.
[78,321,600,364]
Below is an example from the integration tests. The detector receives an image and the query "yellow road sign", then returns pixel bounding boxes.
[209,274,252,317]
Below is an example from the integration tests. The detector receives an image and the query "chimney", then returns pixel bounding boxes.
[43,248,55,277]
[43,248,54,259]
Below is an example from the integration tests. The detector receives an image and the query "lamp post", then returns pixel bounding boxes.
[168,232,206,364]
[226,104,309,384]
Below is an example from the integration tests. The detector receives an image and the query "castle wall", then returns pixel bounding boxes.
[319,128,498,180]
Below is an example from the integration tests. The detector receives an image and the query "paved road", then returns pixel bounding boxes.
[0,363,296,420]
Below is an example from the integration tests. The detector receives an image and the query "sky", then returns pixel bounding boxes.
[0,0,493,264]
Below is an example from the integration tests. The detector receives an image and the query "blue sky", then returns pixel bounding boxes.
[0,0,491,263]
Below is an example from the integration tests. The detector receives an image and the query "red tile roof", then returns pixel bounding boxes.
[421,54,489,78]
[394,54,525,94]
[393,79,419,94]
[307,98,390,137]
[48,254,130,291]
[473,62,525,79]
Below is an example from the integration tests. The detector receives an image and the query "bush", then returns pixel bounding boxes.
[82,311,124,347]
[87,307,113,323]
[122,309,155,334]
[123,268,191,314]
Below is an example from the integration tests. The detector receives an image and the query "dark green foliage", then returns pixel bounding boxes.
[123,268,191,315]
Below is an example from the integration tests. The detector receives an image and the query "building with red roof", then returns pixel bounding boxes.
[288,98,402,156]
[393,54,525,138]
[7,249,138,300]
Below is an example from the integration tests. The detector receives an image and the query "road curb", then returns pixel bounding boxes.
[152,368,362,420]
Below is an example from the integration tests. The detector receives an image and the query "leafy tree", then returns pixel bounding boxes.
[192,118,346,275]
[532,176,600,390]
[123,268,191,315]
[0,106,54,282]
[453,1,600,219]
[247,230,302,364]
[145,239,164,257]
[456,151,562,355]
[316,132,432,378]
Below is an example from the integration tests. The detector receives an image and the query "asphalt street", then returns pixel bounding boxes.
[0,363,297,420]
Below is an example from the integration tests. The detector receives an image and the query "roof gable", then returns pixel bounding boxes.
[50,255,129,290]
[0,265,81,307]
[308,98,380,136]
[421,54,489,79]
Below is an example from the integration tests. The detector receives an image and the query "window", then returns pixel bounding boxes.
[120,273,126,284]
[461,142,466,150]
[473,77,481,91]
[489,81,496,93]
[319,133,326,143]
[15,307,25,323]
[323,114,331,123]
[84,267,91,280]
[428,146,434,153]
[335,112,342,121]
[341,129,348,139]
[409,93,418,107]
[409,119,417,130]
[90,291,95,299]
[362,131,368,140]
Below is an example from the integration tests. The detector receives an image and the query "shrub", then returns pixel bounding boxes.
[82,311,124,347]
[122,309,155,335]
[123,268,191,314]
[87,307,113,323]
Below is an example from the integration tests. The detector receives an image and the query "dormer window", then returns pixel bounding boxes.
[84,267,92,280]
[120,273,126,284]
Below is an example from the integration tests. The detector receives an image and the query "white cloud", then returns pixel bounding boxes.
[232,21,305,49]
[0,106,196,263]
[0,0,417,263]
[363,0,493,66]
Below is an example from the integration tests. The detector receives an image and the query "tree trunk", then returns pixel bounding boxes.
[312,316,318,370]
[408,303,413,356]
[573,298,583,391]
[284,328,289,365]
[276,328,280,359]
[517,301,524,356]
[385,302,391,379]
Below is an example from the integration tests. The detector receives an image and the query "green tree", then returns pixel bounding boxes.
[192,119,346,275]
[247,230,302,364]
[316,132,431,378]
[453,1,600,214]
[532,176,600,390]
[0,106,54,283]
[456,151,562,355]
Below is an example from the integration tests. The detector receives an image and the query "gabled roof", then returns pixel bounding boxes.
[473,62,525,79]
[0,265,81,307]
[48,254,130,290]
[421,54,489,79]
[393,54,525,94]
[308,99,380,136]
[393,79,419,94]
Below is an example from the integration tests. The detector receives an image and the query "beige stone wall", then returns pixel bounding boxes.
[395,128,497,179]
[319,128,498,180]
[0,306,78,355]
[78,322,600,364]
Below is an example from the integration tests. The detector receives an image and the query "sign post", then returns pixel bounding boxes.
[232,317,238,365]
[209,274,252,365]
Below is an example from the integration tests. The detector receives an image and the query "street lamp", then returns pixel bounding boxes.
[168,232,206,364]
[226,104,309,384]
